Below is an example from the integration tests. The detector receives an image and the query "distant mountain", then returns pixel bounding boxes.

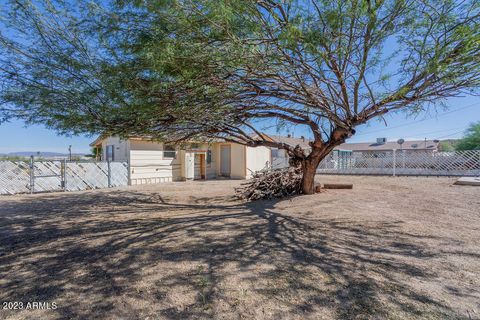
[0,151,86,158]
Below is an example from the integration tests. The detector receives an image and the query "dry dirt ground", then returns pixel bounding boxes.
[0,175,479,320]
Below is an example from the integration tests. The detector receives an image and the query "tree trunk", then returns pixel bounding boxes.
[297,138,346,195]
[301,161,318,194]
[300,145,332,195]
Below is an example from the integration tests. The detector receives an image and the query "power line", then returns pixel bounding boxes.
[435,130,465,139]
[390,126,465,138]
[355,103,477,136]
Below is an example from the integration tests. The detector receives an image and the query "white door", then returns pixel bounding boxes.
[220,145,231,177]
[185,152,194,180]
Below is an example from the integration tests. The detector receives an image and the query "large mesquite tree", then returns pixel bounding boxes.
[1,0,479,194]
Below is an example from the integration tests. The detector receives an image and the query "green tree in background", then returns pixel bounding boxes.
[1,0,480,194]
[456,122,480,150]
[438,140,456,152]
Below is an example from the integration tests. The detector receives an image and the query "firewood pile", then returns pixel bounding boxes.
[235,167,302,201]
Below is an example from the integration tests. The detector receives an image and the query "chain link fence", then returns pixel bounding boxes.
[317,150,480,176]
[0,158,129,195]
[271,150,480,177]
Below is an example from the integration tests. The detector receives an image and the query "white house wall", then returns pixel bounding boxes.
[129,140,181,185]
[101,136,129,162]
[246,146,271,178]
[129,140,218,185]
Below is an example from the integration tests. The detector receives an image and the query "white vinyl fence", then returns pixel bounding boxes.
[0,158,128,195]
[271,150,480,177]
[316,150,480,176]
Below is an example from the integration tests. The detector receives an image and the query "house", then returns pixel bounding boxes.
[333,138,440,155]
[268,135,312,168]
[90,136,272,185]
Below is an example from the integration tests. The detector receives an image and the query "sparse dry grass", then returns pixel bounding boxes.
[0,175,479,319]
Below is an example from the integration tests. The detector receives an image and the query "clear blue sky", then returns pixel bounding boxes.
[0,94,478,154]
[268,95,480,143]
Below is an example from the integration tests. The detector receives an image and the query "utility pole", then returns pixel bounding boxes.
[68,145,72,161]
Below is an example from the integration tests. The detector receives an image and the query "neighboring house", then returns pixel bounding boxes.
[268,137,441,170]
[333,138,440,155]
[268,135,312,169]
[90,136,271,185]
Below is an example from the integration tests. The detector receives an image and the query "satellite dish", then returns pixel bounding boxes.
[397,139,405,145]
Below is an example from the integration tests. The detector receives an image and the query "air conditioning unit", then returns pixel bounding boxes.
[376,137,387,144]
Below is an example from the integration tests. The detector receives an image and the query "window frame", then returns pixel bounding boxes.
[163,145,176,159]
[106,145,115,162]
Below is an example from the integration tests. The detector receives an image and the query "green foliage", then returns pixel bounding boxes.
[0,155,28,161]
[0,0,479,150]
[438,140,456,152]
[84,147,102,159]
[456,122,480,150]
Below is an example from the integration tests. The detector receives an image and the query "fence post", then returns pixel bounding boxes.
[62,158,67,191]
[477,150,480,176]
[29,156,34,194]
[393,149,396,177]
[107,160,112,188]
[127,160,131,186]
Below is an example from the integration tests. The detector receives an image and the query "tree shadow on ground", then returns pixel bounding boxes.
[0,190,474,319]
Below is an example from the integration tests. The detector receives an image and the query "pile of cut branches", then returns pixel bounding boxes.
[236,167,302,201]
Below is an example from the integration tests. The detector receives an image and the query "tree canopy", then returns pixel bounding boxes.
[456,122,480,150]
[1,0,479,193]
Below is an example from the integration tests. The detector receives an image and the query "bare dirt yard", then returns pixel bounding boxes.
[0,175,479,320]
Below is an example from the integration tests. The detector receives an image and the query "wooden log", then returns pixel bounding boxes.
[323,183,353,189]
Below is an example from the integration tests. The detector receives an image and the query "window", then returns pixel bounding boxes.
[163,145,176,158]
[106,145,115,161]
[271,148,280,158]
[206,150,212,164]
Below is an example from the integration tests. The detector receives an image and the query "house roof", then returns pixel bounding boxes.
[91,133,312,150]
[89,135,225,147]
[89,135,153,147]
[89,135,107,147]
[267,135,312,150]
[334,139,439,151]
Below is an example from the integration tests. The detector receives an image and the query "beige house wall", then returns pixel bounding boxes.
[130,140,164,151]
[245,146,271,178]
[200,143,217,179]
[230,143,246,179]
[101,136,129,162]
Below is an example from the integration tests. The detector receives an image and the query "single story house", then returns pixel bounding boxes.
[333,138,440,155]
[90,136,272,185]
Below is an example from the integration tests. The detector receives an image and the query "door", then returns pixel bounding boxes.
[193,154,206,180]
[220,145,231,177]
[199,154,206,179]
[185,152,194,180]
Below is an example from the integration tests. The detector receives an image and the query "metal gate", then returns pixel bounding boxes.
[31,160,64,193]
[0,157,129,195]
